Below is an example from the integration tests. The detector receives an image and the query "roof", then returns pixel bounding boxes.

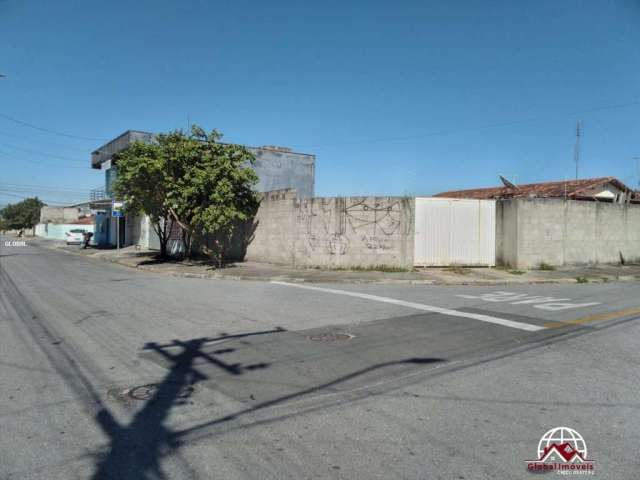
[90,131,315,170]
[434,177,633,200]
[91,130,154,169]
[68,217,95,225]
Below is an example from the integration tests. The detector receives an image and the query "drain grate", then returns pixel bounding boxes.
[108,383,197,405]
[306,332,354,343]
[127,384,158,400]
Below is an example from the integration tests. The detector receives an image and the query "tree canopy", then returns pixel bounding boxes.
[0,197,44,231]
[112,141,174,257]
[113,125,259,263]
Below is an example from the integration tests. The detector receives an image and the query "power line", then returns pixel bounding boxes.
[0,187,88,198]
[290,99,640,149]
[0,182,90,194]
[0,112,107,141]
[0,191,85,205]
[0,129,89,153]
[0,150,88,169]
[0,142,86,163]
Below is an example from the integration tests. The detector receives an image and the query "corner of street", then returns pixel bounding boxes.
[1,235,639,479]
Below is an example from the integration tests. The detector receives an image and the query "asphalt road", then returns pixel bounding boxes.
[1,236,639,479]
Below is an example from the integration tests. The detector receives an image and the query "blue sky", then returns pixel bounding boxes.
[0,0,639,205]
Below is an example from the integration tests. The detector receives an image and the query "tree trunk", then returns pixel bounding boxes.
[151,216,171,259]
[182,229,193,259]
[159,239,167,259]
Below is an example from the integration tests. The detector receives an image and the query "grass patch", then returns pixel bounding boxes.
[329,265,410,273]
[443,266,471,275]
[537,262,556,271]
[508,270,526,275]
[575,276,589,284]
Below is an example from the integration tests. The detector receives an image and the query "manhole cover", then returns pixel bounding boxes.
[128,384,158,400]
[107,383,197,405]
[307,332,354,343]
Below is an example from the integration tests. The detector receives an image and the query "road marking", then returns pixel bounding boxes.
[544,306,640,329]
[457,291,601,311]
[271,281,545,332]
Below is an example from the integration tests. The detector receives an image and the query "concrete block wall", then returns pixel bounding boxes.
[40,206,83,223]
[496,200,518,267]
[245,189,297,265]
[246,190,414,268]
[497,198,640,268]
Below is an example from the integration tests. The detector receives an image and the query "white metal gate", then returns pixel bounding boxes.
[414,197,496,266]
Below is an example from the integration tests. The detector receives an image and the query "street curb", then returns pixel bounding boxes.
[30,238,637,286]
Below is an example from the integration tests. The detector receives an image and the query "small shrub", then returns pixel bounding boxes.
[351,264,410,273]
[576,276,589,284]
[509,270,526,275]
[324,265,410,273]
[538,262,556,271]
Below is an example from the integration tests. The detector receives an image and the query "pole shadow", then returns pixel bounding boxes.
[90,327,443,479]
[91,330,279,479]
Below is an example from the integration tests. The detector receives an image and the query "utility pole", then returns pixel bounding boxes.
[574,121,582,180]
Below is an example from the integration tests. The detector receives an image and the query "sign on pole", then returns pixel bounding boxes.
[111,200,124,218]
[112,200,124,253]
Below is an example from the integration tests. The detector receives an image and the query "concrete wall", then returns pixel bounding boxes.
[35,223,94,241]
[246,190,414,268]
[40,206,83,223]
[249,148,315,198]
[497,198,640,268]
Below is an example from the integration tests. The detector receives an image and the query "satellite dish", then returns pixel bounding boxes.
[499,175,519,189]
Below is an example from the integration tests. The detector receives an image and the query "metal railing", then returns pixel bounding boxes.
[90,187,112,201]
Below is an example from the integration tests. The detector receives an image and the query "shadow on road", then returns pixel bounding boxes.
[91,329,443,479]
[91,330,279,480]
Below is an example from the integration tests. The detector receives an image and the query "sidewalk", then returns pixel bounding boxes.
[32,237,640,285]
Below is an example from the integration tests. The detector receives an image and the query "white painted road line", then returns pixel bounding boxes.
[271,281,546,332]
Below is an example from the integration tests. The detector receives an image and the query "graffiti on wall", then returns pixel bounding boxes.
[363,235,393,250]
[298,199,345,254]
[345,200,403,235]
[326,233,349,255]
[297,198,412,256]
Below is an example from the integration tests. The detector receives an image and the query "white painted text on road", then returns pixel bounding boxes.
[457,291,600,311]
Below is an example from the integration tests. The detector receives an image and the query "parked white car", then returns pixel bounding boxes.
[65,229,86,245]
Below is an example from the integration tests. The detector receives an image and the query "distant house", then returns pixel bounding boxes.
[40,201,93,224]
[434,177,637,203]
[35,203,96,241]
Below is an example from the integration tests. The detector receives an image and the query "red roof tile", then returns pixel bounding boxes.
[434,177,632,200]
[68,216,95,225]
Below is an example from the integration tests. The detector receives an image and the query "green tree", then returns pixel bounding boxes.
[113,125,259,265]
[112,142,174,258]
[1,197,44,233]
[165,126,259,264]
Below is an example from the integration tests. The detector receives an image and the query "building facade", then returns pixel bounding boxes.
[89,130,315,248]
